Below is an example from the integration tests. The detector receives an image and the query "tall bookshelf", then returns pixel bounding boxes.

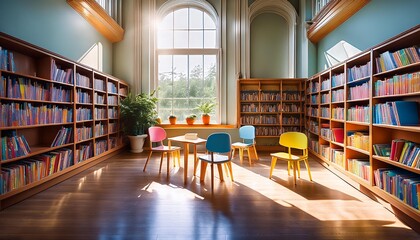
[0,32,128,209]
[237,78,305,150]
[306,25,420,224]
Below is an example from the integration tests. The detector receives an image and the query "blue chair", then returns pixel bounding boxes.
[231,125,259,165]
[198,132,234,192]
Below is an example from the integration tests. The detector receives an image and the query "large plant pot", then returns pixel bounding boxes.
[202,114,210,125]
[128,134,148,153]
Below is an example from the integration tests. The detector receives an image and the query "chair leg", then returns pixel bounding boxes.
[177,150,181,166]
[166,152,170,179]
[304,159,313,181]
[200,161,208,182]
[246,148,252,166]
[287,161,291,176]
[217,164,224,182]
[297,161,301,178]
[211,163,214,193]
[252,145,259,160]
[239,148,244,164]
[143,151,154,172]
[292,161,298,185]
[226,162,234,182]
[269,156,277,178]
[231,148,236,158]
[159,153,164,173]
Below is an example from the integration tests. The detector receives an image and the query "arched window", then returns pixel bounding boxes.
[156,1,220,124]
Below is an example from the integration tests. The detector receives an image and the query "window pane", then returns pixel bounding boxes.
[189,55,203,97]
[158,30,173,48]
[189,8,203,29]
[204,12,216,29]
[204,30,216,48]
[173,55,188,98]
[189,30,203,48]
[174,30,188,48]
[174,8,188,29]
[160,12,173,30]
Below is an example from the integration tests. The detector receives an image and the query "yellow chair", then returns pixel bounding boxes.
[269,132,312,185]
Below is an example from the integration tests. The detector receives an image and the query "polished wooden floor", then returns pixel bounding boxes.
[0,151,418,240]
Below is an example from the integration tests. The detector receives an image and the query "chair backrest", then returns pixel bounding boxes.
[279,132,307,150]
[206,132,232,154]
[148,126,167,143]
[239,125,255,144]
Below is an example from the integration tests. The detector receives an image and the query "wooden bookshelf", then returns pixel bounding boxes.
[237,78,305,150]
[306,25,420,223]
[0,32,128,209]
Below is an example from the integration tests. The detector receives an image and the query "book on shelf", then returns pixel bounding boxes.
[1,131,31,160]
[51,127,72,147]
[374,101,419,126]
[373,143,391,157]
[389,139,405,161]
[331,128,344,143]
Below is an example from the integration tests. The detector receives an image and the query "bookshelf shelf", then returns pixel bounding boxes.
[306,25,420,224]
[0,32,128,209]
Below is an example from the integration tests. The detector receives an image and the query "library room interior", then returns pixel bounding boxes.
[1,0,420,239]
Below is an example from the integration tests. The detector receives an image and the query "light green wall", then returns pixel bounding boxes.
[316,0,420,72]
[250,13,289,78]
[0,0,113,74]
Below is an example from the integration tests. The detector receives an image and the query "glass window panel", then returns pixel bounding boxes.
[159,12,173,30]
[189,8,203,29]
[174,30,188,48]
[203,12,216,29]
[174,8,188,29]
[189,30,203,48]
[189,55,203,97]
[204,30,216,48]
[157,30,173,48]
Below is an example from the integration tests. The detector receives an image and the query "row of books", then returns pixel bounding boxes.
[76,89,91,103]
[308,120,319,133]
[309,81,319,93]
[107,82,118,94]
[331,73,345,87]
[95,140,108,155]
[374,168,419,210]
[108,108,118,119]
[309,138,319,153]
[0,102,73,127]
[1,148,73,194]
[347,158,370,181]
[374,71,420,96]
[0,46,15,72]
[94,79,106,91]
[282,104,301,113]
[330,148,345,168]
[347,131,369,151]
[310,95,319,104]
[255,126,281,136]
[108,95,118,105]
[320,144,330,159]
[389,139,420,168]
[261,91,281,101]
[94,123,107,137]
[1,132,31,160]
[95,92,106,104]
[347,105,369,123]
[75,73,91,88]
[375,46,420,73]
[51,127,73,147]
[76,107,92,121]
[331,89,345,102]
[321,79,330,90]
[240,91,259,101]
[75,126,93,142]
[332,107,344,120]
[109,122,118,133]
[282,91,301,101]
[348,82,370,100]
[1,75,72,102]
[282,116,300,125]
[307,106,318,117]
[74,143,93,164]
[321,93,330,104]
[94,108,107,119]
[347,61,371,82]
[51,59,73,84]
[320,107,330,118]
[373,101,419,126]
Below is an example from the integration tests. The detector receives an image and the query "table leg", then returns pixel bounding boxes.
[183,143,189,185]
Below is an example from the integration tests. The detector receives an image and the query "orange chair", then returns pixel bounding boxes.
[269,132,312,185]
[143,127,181,178]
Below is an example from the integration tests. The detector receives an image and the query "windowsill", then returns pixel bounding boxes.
[307,0,370,43]
[158,124,236,129]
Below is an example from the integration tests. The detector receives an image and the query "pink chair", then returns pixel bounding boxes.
[143,127,181,178]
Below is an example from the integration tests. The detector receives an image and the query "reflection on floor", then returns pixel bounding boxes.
[0,151,418,239]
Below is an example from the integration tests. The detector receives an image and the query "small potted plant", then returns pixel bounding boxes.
[169,114,177,125]
[185,114,197,125]
[196,100,216,125]
[119,90,158,153]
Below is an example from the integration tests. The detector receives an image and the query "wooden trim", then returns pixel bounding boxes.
[307,0,370,43]
[67,0,124,43]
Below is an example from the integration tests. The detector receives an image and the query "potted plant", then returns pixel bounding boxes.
[196,100,216,125]
[119,90,158,153]
[186,114,197,125]
[169,115,177,125]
